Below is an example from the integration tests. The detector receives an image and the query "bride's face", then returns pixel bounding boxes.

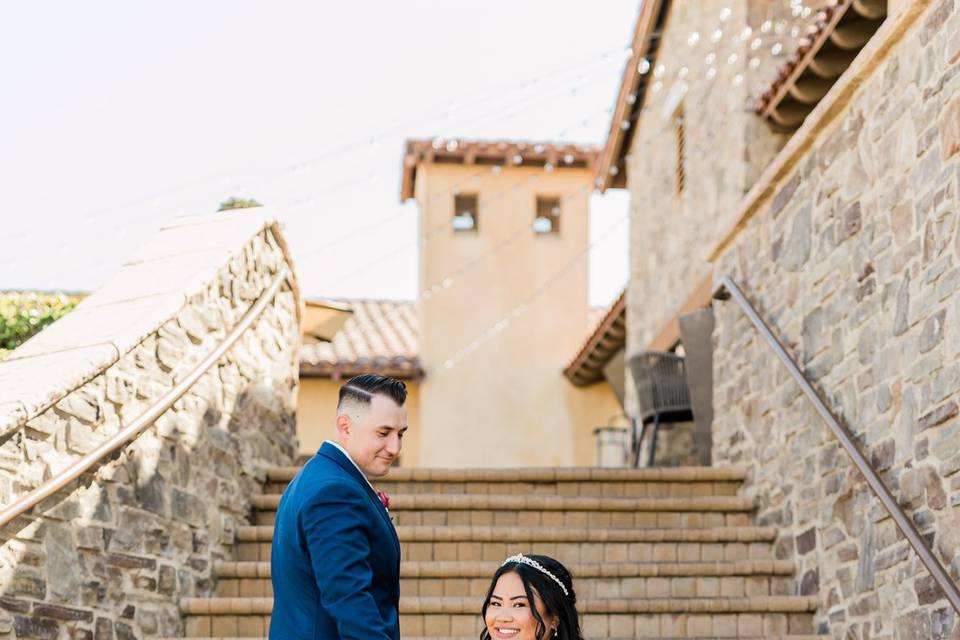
[485,572,556,640]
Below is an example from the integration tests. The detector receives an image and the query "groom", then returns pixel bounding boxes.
[269,374,408,640]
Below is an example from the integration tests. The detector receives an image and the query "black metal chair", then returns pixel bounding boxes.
[629,351,694,467]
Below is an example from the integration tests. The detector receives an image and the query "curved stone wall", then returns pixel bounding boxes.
[0,209,301,637]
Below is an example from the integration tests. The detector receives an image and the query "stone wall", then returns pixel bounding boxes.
[0,210,301,638]
[623,0,798,359]
[710,1,960,637]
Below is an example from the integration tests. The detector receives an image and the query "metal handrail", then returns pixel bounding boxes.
[716,274,960,615]
[0,267,291,529]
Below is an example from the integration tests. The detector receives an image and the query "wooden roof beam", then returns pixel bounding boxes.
[788,75,835,104]
[831,18,884,49]
[853,0,887,20]
[770,102,813,129]
[807,47,859,78]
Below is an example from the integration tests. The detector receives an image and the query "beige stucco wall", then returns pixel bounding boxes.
[297,377,422,465]
[412,161,622,467]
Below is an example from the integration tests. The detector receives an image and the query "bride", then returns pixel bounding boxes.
[480,553,584,640]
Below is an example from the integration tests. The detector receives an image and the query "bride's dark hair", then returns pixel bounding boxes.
[479,554,584,640]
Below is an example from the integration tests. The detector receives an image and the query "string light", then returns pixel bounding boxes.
[613,0,821,106]
[57,43,631,235]
[304,180,598,355]
[440,212,628,372]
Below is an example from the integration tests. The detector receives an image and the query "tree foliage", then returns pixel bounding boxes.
[0,292,78,359]
[218,197,263,211]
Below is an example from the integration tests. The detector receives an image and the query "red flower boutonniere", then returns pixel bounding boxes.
[376,490,390,510]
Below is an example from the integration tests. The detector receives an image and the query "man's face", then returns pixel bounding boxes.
[340,394,407,477]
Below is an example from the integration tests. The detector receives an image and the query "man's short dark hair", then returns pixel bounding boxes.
[337,374,407,413]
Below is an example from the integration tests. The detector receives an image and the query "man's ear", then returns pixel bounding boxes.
[335,413,351,439]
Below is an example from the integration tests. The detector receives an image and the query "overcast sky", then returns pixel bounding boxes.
[0,1,638,306]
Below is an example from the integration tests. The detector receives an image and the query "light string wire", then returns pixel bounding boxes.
[303,171,614,367]
[438,208,629,372]
[289,104,614,262]
[67,45,632,231]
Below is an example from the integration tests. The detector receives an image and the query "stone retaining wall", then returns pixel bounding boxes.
[712,1,960,637]
[0,210,301,638]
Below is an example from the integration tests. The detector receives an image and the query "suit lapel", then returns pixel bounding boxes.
[318,443,401,558]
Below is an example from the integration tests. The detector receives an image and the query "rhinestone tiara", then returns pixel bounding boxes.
[501,553,569,597]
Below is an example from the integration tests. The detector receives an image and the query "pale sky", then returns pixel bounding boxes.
[0,1,637,307]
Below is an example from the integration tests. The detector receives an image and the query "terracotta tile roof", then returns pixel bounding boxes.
[756,0,887,128]
[299,299,422,380]
[400,138,599,201]
[563,290,627,387]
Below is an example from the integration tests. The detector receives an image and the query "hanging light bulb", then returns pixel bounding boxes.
[733,74,744,86]
[775,20,786,35]
[719,7,732,21]
[791,25,801,37]
[687,31,700,47]
[563,154,575,165]
[678,66,689,79]
[771,42,783,55]
[751,37,762,50]
[740,26,753,40]
[761,20,773,33]
[620,120,631,130]
[727,52,739,65]
[705,52,717,65]
[637,57,651,74]
[652,80,663,93]
[711,28,723,43]
[706,67,717,80]
[749,57,761,69]
[654,63,666,78]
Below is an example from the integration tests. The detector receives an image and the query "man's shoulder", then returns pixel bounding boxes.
[293,457,367,503]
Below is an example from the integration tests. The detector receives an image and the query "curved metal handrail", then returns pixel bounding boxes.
[716,274,960,615]
[0,267,291,529]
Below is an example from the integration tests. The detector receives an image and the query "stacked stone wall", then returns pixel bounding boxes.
[0,212,300,638]
[711,1,960,636]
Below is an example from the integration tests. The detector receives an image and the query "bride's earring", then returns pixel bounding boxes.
[553,629,558,637]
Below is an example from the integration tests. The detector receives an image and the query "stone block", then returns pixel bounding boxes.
[0,345,117,418]
[940,95,960,160]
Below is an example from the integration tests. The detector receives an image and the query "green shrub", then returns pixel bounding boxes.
[0,292,78,359]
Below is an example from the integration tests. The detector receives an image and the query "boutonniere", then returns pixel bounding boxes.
[376,490,391,510]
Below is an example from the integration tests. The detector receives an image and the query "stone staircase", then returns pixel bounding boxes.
[176,467,826,638]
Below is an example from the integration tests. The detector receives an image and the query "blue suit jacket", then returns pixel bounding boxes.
[269,442,401,640]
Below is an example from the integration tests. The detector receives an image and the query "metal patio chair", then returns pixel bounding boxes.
[629,351,694,467]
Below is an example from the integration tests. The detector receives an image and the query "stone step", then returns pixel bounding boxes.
[181,595,818,615]
[216,559,796,578]
[214,559,797,598]
[262,466,748,498]
[180,595,818,637]
[250,493,756,527]
[234,524,777,563]
[173,637,828,640]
